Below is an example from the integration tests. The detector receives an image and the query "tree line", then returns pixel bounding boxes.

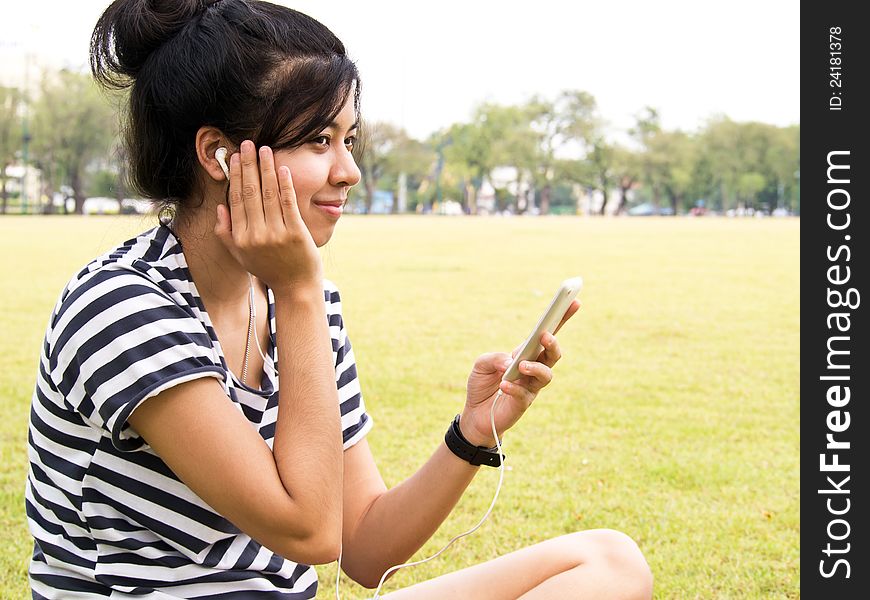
[1,71,799,216]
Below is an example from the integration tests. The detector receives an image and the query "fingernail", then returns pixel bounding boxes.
[503,359,513,369]
[230,153,240,165]
[259,146,271,158]
[242,140,254,151]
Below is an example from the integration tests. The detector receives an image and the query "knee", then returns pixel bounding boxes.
[573,529,653,600]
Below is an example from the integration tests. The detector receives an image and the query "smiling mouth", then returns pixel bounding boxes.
[313,202,344,218]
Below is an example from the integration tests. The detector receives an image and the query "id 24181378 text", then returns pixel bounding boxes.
[829,26,844,111]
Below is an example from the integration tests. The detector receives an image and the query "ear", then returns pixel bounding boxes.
[195,126,234,182]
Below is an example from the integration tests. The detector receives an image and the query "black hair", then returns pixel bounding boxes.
[90,0,360,210]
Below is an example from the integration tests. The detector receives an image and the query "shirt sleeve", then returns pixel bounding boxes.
[47,266,225,452]
[325,282,373,450]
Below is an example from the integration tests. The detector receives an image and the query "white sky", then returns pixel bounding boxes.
[2,0,800,140]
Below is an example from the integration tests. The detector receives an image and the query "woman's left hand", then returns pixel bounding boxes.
[459,300,580,448]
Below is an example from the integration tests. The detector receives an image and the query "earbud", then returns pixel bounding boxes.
[215,147,230,180]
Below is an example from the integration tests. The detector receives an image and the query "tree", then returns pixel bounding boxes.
[474,102,540,213]
[357,120,400,213]
[552,157,592,214]
[736,172,766,208]
[694,117,799,213]
[527,90,599,215]
[356,120,433,213]
[655,130,697,214]
[441,100,540,214]
[29,70,118,214]
[383,132,433,213]
[738,121,799,212]
[0,86,23,214]
[442,120,495,214]
[630,107,665,209]
[610,145,642,214]
[765,125,800,212]
[587,137,617,215]
[630,108,698,215]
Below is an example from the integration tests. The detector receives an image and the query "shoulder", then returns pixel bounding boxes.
[51,228,186,326]
[56,225,180,305]
[47,227,205,366]
[51,264,172,341]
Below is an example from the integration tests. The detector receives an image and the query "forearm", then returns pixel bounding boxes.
[346,438,481,586]
[272,284,343,542]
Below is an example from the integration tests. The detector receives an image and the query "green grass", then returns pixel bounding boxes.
[0,215,799,599]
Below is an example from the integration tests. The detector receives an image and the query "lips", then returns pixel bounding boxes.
[313,200,344,219]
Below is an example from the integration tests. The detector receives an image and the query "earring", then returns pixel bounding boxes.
[158,203,175,227]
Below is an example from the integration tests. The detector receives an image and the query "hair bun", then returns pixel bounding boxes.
[90,0,208,88]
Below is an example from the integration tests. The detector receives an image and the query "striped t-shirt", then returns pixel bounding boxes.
[26,224,372,599]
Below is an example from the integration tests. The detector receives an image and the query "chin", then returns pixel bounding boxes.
[300,213,336,248]
[312,227,336,248]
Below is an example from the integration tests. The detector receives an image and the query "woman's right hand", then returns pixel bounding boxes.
[214,140,322,293]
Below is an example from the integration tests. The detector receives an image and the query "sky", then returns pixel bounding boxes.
[1,0,800,140]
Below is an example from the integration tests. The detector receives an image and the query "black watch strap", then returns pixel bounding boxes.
[444,414,505,467]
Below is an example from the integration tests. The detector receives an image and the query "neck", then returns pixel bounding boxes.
[172,201,252,308]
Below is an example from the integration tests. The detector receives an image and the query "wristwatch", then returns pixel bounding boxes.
[444,414,505,467]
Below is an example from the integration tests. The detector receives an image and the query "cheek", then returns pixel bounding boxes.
[281,156,327,206]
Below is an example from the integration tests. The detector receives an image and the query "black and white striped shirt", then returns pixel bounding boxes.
[26,224,372,598]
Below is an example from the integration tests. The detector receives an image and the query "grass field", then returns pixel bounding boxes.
[0,215,799,599]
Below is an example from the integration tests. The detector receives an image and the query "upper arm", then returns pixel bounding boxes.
[340,438,388,578]
[47,268,222,450]
[342,438,388,539]
[128,376,333,564]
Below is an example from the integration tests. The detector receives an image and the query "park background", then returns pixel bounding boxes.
[1,1,799,598]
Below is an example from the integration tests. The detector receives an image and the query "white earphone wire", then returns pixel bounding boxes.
[251,268,508,599]
[335,389,508,600]
[248,274,277,377]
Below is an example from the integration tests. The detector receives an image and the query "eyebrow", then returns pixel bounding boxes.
[327,120,359,132]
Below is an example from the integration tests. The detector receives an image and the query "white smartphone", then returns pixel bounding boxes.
[502,277,583,382]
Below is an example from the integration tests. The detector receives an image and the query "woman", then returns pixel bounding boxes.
[26,0,652,598]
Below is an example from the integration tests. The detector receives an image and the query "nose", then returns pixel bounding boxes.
[330,145,361,189]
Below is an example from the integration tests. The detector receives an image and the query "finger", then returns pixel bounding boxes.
[473,352,512,375]
[214,203,231,242]
[258,146,283,228]
[552,300,580,335]
[535,332,562,367]
[495,352,514,373]
[214,203,241,259]
[227,152,247,233]
[277,165,301,227]
[498,379,536,409]
[240,140,265,230]
[518,360,553,393]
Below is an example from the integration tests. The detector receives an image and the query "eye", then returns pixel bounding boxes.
[344,135,357,150]
[310,135,330,148]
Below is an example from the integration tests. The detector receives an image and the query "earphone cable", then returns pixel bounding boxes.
[335,389,508,600]
[248,274,277,377]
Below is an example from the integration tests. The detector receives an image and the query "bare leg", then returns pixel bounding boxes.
[378,529,652,600]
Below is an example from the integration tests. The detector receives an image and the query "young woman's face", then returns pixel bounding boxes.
[273,95,361,247]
